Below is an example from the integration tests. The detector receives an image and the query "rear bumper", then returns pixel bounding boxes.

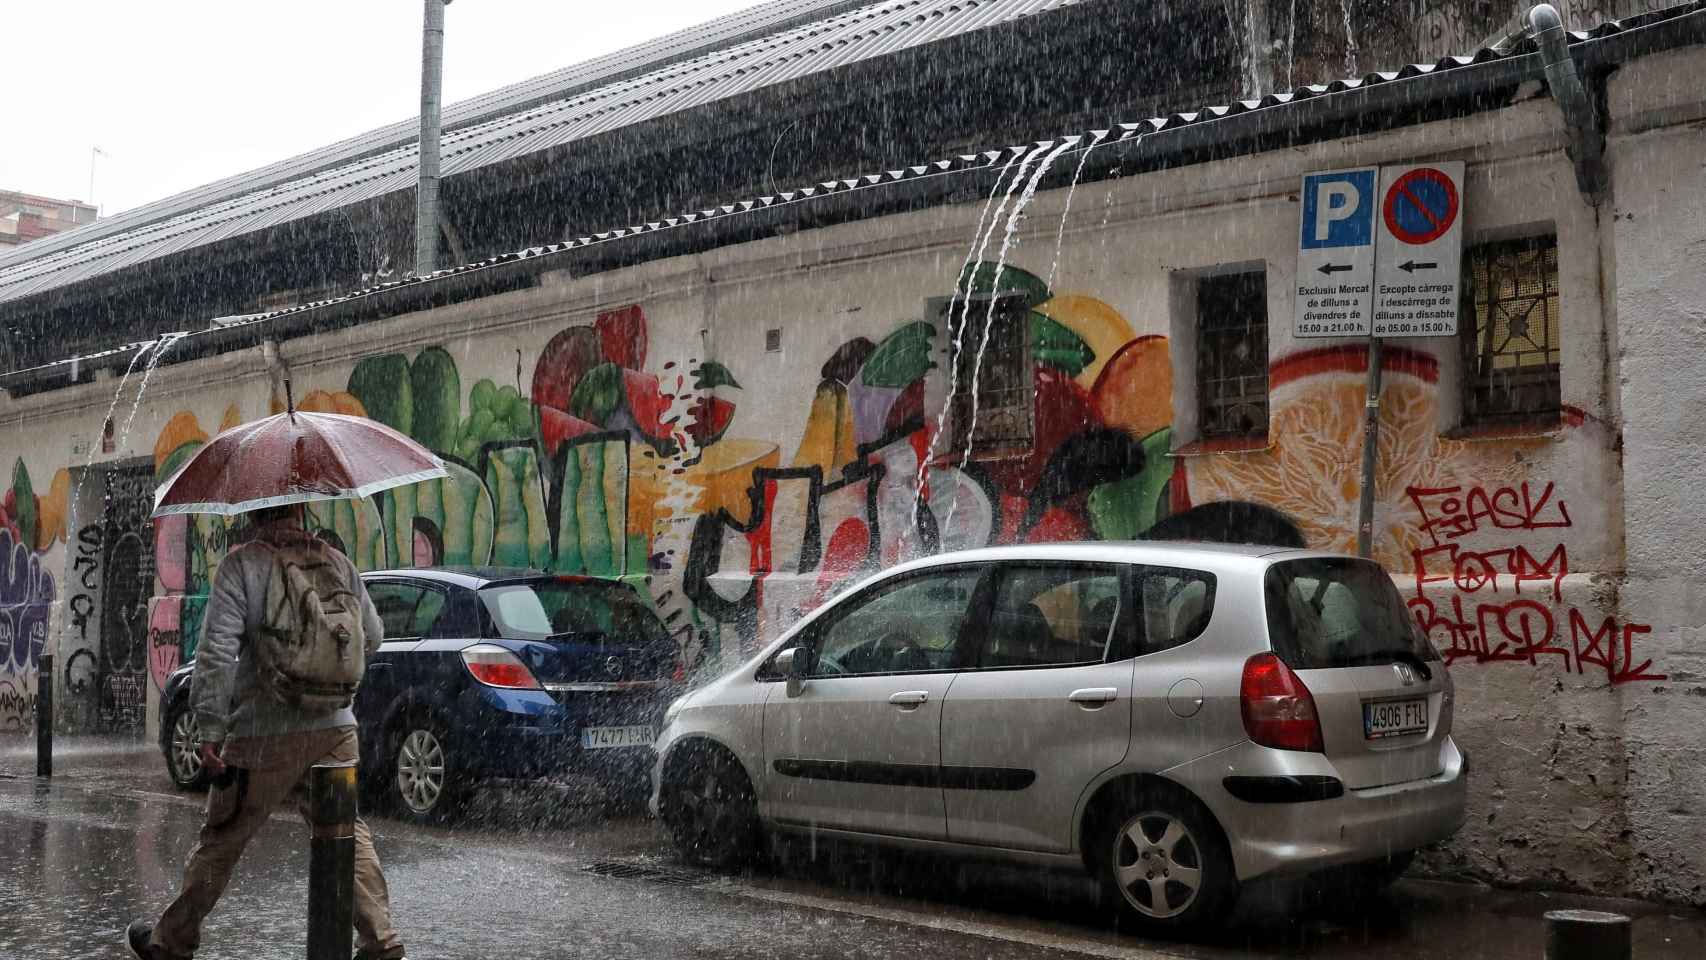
[1167,736,1469,882]
[448,686,663,787]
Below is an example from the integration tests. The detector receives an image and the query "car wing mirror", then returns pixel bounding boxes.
[777,647,804,698]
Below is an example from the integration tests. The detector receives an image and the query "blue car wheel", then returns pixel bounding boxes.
[164,698,208,791]
[389,713,467,823]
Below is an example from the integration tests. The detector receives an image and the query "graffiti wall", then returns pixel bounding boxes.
[114,250,1654,700]
[0,458,65,732]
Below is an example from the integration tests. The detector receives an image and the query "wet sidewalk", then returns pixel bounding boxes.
[1,733,157,778]
[3,738,1705,959]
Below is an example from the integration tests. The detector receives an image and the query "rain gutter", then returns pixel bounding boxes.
[1527,3,1609,205]
[3,2,1702,401]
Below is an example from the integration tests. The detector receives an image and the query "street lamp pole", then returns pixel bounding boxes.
[415,0,449,277]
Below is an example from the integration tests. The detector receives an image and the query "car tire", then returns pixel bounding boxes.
[659,744,759,869]
[387,714,467,824]
[1094,783,1237,935]
[163,699,209,791]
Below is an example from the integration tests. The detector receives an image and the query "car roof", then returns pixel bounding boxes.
[881,540,1339,577]
[363,566,547,588]
[362,566,649,590]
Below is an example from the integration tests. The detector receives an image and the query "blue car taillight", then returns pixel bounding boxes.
[460,644,542,690]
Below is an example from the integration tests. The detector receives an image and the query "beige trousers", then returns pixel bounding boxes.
[152,726,404,960]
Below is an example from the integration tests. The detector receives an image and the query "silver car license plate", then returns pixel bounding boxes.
[580,724,655,750]
[1363,698,1428,739]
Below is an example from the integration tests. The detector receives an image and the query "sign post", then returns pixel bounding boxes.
[1297,162,1465,558]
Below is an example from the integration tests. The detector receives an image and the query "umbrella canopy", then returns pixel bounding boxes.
[153,409,447,518]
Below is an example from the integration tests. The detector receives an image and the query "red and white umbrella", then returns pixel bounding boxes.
[153,400,447,518]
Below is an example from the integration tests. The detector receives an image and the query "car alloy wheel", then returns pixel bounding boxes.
[396,728,447,815]
[168,708,204,788]
[665,748,756,868]
[1112,811,1205,920]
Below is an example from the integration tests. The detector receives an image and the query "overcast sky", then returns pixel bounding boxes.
[3,1,763,215]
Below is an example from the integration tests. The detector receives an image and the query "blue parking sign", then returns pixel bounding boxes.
[1300,169,1376,249]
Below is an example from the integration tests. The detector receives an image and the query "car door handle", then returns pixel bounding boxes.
[1069,687,1118,705]
[889,690,930,708]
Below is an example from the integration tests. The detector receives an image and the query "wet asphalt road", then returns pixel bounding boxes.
[4,739,1705,960]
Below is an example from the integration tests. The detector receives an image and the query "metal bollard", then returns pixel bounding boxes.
[306,762,358,960]
[1544,909,1632,960]
[35,653,51,778]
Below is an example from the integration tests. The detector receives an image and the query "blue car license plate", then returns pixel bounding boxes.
[579,724,655,749]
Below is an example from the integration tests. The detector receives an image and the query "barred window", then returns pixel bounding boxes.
[1461,237,1561,425]
[1196,270,1269,439]
[945,292,1033,456]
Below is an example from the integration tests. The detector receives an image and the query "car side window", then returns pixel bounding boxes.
[367,582,425,639]
[805,567,982,678]
[975,564,1124,669]
[412,588,448,637]
[1135,567,1218,655]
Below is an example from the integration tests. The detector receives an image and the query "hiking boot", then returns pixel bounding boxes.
[353,948,406,960]
[124,920,161,960]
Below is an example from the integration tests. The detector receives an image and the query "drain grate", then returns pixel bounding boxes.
[583,859,711,886]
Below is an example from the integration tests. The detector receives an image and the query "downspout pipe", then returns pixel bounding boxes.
[261,337,290,405]
[1528,3,1608,206]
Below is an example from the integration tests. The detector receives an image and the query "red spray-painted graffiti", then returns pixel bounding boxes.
[1405,483,1664,685]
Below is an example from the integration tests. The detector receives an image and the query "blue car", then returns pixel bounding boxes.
[158,567,679,822]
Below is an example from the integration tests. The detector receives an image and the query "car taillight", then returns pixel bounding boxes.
[1241,653,1324,752]
[460,644,542,690]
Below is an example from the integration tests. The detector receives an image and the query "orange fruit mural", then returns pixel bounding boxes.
[1185,347,1541,569]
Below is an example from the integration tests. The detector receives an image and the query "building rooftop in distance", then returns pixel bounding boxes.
[0,191,98,250]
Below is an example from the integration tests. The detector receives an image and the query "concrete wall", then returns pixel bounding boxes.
[1,45,1701,901]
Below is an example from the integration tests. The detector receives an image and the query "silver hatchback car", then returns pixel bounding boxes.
[651,543,1467,932]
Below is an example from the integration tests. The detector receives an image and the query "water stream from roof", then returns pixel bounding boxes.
[942,138,1076,535]
[651,355,709,672]
[913,148,1026,512]
[65,340,156,549]
[1287,0,1298,88]
[1340,0,1360,77]
[1044,130,1109,292]
[115,332,187,460]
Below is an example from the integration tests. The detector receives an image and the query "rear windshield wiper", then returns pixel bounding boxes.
[1342,648,1434,681]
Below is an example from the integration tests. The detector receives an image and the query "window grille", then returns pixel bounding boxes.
[1461,237,1562,425]
[1196,271,1269,439]
[944,293,1033,456]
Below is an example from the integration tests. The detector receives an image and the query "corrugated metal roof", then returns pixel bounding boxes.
[0,0,1088,308]
[0,0,869,273]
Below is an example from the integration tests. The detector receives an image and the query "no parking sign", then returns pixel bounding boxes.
[1373,161,1465,336]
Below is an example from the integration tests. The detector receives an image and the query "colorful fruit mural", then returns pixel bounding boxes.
[138,259,1647,687]
[679,262,1238,649]
[144,304,744,684]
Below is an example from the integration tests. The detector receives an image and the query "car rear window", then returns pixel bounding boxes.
[1263,557,1438,670]
[479,580,668,647]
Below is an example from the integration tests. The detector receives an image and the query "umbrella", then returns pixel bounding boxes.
[153,384,448,518]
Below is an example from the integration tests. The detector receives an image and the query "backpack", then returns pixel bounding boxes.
[252,538,367,711]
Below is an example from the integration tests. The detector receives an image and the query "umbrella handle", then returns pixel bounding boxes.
[284,378,297,422]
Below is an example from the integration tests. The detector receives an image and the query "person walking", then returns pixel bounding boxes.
[127,504,407,960]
